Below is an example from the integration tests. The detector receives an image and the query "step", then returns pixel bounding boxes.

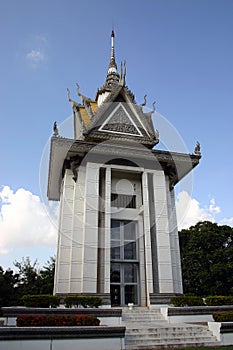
[125,328,217,341]
[123,317,165,320]
[125,340,218,348]
[123,310,162,314]
[123,317,165,323]
[122,312,162,318]
[122,309,220,349]
[125,329,216,338]
[125,335,217,343]
[125,324,210,330]
[122,312,165,322]
[125,341,220,350]
[123,314,164,318]
[125,325,210,332]
[123,310,161,314]
[125,331,215,338]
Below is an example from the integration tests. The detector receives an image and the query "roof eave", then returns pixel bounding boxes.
[47,137,74,201]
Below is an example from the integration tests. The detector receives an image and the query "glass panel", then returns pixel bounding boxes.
[125,285,137,304]
[124,242,136,260]
[111,246,120,260]
[126,195,136,208]
[111,194,136,208]
[122,195,127,208]
[124,221,136,240]
[111,220,120,240]
[111,285,121,306]
[111,219,139,306]
[111,263,120,282]
[124,263,138,283]
[111,193,118,207]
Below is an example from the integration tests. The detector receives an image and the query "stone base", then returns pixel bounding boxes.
[0,326,126,350]
[149,293,182,305]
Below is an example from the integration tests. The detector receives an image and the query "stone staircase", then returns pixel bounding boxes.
[122,308,220,349]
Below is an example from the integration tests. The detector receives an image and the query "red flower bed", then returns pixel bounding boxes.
[17,314,100,327]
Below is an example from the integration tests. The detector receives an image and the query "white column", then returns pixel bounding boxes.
[152,171,174,293]
[104,166,111,293]
[54,170,74,294]
[167,187,183,294]
[142,171,153,303]
[138,217,147,306]
[69,165,86,293]
[82,163,100,293]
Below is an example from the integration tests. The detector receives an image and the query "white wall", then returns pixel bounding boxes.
[0,338,125,350]
[54,162,183,303]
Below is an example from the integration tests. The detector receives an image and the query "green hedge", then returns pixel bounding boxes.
[205,296,233,306]
[17,314,100,327]
[22,295,60,308]
[213,311,233,322]
[171,296,204,307]
[64,296,102,308]
[171,295,233,307]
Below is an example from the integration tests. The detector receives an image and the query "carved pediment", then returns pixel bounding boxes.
[99,103,143,136]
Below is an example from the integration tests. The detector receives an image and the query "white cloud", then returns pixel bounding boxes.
[0,185,14,203]
[0,186,57,254]
[176,191,216,230]
[25,33,48,67]
[26,49,45,63]
[209,198,221,214]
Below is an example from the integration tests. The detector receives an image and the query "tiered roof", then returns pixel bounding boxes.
[67,31,159,148]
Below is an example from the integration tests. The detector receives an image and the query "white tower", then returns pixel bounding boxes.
[47,32,201,306]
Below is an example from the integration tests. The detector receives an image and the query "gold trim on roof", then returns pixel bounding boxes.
[79,107,91,126]
[90,101,98,114]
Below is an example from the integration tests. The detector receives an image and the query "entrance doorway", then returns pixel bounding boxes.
[110,220,139,306]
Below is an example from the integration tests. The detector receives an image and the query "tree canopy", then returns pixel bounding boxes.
[0,256,55,307]
[179,221,233,296]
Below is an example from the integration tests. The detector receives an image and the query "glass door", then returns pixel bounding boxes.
[110,220,139,306]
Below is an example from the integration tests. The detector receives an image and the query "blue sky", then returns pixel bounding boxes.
[0,0,233,270]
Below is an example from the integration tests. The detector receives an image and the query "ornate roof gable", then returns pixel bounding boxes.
[99,103,142,136]
[68,31,159,147]
[83,87,158,147]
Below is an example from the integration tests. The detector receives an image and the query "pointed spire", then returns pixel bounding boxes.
[119,60,127,86]
[105,30,119,87]
[108,30,117,73]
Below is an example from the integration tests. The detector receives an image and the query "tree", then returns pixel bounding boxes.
[0,256,56,307]
[0,267,20,307]
[14,256,56,297]
[14,257,40,297]
[37,257,55,294]
[179,221,233,296]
